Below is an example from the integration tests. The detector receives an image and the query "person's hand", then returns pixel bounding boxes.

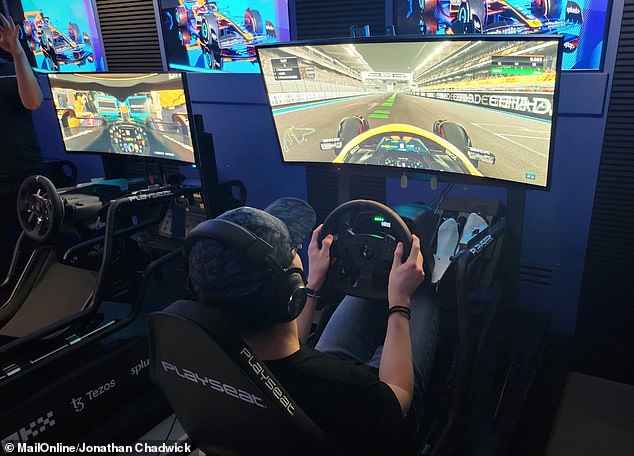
[0,14,22,58]
[388,235,425,308]
[306,224,333,290]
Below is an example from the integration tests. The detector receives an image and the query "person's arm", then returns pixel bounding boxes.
[0,14,42,110]
[379,235,425,416]
[296,224,333,344]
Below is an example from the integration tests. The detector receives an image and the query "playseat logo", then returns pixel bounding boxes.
[161,361,265,408]
[469,235,494,256]
[127,190,174,202]
[240,347,295,416]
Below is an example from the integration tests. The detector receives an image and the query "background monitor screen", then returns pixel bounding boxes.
[48,72,196,163]
[394,0,609,70]
[257,37,562,188]
[158,0,290,73]
[20,0,106,72]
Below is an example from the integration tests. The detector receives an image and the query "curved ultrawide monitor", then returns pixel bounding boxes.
[257,36,562,188]
[48,72,196,164]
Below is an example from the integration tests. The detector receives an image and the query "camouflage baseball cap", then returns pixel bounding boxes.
[263,197,317,249]
[187,198,316,303]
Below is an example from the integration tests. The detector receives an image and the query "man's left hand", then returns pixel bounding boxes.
[307,224,333,290]
[0,14,22,57]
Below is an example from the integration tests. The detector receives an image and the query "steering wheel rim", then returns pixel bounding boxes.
[16,175,64,242]
[319,199,412,300]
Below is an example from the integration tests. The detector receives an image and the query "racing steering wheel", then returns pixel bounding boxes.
[318,200,412,300]
[16,175,64,242]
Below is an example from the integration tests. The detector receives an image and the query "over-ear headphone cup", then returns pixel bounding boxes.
[281,271,308,322]
[255,268,307,324]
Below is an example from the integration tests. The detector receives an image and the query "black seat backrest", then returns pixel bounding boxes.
[149,300,340,456]
[44,160,78,188]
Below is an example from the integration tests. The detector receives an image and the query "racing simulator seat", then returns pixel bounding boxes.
[0,175,99,342]
[0,173,205,374]
[149,300,341,456]
[44,159,79,188]
[0,169,251,443]
[148,199,506,455]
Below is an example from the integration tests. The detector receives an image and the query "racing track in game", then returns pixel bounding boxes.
[49,73,195,163]
[260,39,559,187]
[274,92,552,186]
[60,123,194,161]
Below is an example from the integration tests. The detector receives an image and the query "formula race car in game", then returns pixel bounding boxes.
[320,116,496,175]
[54,93,191,160]
[94,95,121,121]
[146,113,190,137]
[22,11,95,71]
[429,0,582,50]
[440,0,544,32]
[171,0,277,70]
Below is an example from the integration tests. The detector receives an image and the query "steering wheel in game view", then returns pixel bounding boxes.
[318,200,413,301]
[16,175,64,242]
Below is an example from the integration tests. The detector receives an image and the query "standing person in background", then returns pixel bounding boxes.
[0,13,45,279]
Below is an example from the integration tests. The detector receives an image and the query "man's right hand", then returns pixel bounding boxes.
[388,235,425,308]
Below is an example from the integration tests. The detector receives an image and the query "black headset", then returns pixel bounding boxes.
[183,219,307,326]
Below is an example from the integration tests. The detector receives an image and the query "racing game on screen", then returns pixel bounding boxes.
[20,0,106,72]
[48,73,195,163]
[394,0,608,70]
[258,38,561,187]
[158,0,290,73]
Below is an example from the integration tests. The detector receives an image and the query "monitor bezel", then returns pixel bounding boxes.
[256,34,564,191]
[595,0,614,73]
[46,71,198,165]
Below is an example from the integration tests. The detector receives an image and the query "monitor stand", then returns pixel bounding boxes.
[101,155,181,185]
[503,184,526,329]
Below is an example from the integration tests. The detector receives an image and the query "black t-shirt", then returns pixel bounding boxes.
[265,346,406,456]
[0,57,44,180]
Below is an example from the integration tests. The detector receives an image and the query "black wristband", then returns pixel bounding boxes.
[305,287,321,300]
[387,305,411,321]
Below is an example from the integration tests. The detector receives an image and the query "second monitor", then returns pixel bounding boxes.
[48,72,196,164]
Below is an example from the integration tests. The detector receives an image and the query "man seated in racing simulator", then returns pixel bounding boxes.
[183,197,438,455]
